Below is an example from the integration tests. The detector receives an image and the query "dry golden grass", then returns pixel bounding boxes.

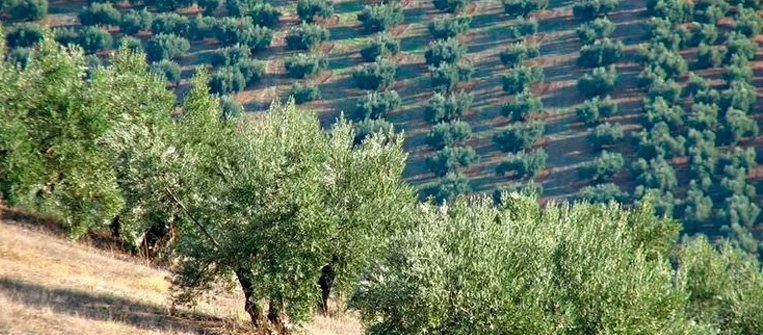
[0,214,363,335]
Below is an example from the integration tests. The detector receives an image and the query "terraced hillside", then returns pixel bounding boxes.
[2,0,762,249]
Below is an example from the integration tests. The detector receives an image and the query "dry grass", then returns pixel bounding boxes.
[0,213,363,335]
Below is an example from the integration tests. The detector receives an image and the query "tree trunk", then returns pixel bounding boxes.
[267,294,286,334]
[110,216,120,240]
[318,264,335,315]
[235,268,262,328]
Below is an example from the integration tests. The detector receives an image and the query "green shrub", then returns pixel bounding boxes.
[9,0,48,21]
[577,66,617,98]
[695,43,723,69]
[353,118,394,144]
[424,91,473,123]
[198,0,221,15]
[720,80,757,113]
[119,9,152,35]
[220,94,243,120]
[576,95,617,125]
[578,38,623,67]
[151,12,190,37]
[724,32,758,63]
[499,41,539,67]
[358,3,403,33]
[426,121,472,150]
[143,0,193,12]
[578,183,628,203]
[188,15,217,40]
[576,17,615,44]
[432,0,470,13]
[78,2,121,26]
[433,172,470,202]
[501,90,543,122]
[290,81,321,104]
[588,122,624,151]
[425,38,466,66]
[6,23,44,49]
[78,26,113,53]
[114,36,142,53]
[235,58,265,85]
[425,146,478,177]
[572,0,618,19]
[495,148,547,178]
[297,0,334,22]
[247,2,281,28]
[145,33,190,62]
[735,5,762,37]
[355,90,401,120]
[632,156,678,191]
[285,23,329,51]
[149,60,182,85]
[284,53,327,78]
[430,62,473,92]
[352,58,397,90]
[578,150,624,181]
[209,44,250,66]
[501,65,544,94]
[502,0,548,16]
[214,17,273,50]
[209,66,246,94]
[5,47,35,68]
[492,120,544,152]
[428,15,471,39]
[359,33,400,62]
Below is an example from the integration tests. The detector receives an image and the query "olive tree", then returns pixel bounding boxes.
[430,61,473,92]
[285,23,330,51]
[428,15,471,39]
[146,33,190,62]
[165,96,414,331]
[424,91,473,123]
[575,95,617,125]
[588,122,624,150]
[502,0,548,16]
[360,33,400,62]
[78,2,121,27]
[577,65,617,98]
[290,81,321,104]
[432,0,470,13]
[426,121,472,150]
[495,148,547,178]
[6,22,44,48]
[352,58,397,90]
[425,146,478,177]
[355,90,401,120]
[284,53,328,78]
[578,38,623,67]
[297,0,334,22]
[501,65,544,94]
[358,3,403,33]
[492,120,544,152]
[499,41,539,67]
[578,150,624,181]
[501,90,543,122]
[120,9,152,35]
[424,38,466,66]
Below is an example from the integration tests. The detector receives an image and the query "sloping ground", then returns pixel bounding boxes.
[0,210,362,335]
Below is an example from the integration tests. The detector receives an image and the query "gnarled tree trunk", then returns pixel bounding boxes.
[235,268,263,328]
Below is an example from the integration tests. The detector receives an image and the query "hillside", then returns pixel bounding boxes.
[0,210,362,335]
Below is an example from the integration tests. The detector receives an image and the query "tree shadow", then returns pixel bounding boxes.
[0,277,225,334]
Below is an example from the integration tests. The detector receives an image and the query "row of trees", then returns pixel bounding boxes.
[492,0,549,197]
[2,30,763,335]
[423,0,480,202]
[629,0,762,255]
[571,0,628,204]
